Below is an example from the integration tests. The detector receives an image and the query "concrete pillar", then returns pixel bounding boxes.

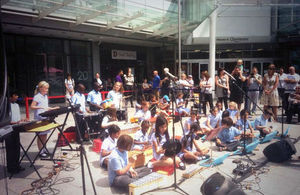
[92,42,100,75]
[209,9,217,85]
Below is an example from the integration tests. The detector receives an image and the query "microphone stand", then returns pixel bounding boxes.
[229,73,264,164]
[147,81,188,195]
[63,100,97,195]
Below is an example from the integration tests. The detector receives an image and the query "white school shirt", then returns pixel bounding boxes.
[96,78,102,86]
[10,102,21,123]
[33,93,48,120]
[151,133,167,160]
[107,90,122,109]
[100,136,117,166]
[71,92,86,114]
[87,90,102,105]
[134,109,151,121]
[133,130,149,150]
[183,118,197,135]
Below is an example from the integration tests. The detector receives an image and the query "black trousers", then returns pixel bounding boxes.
[203,93,213,115]
[125,85,134,107]
[112,167,151,190]
[5,131,20,172]
[286,103,300,123]
[75,113,87,143]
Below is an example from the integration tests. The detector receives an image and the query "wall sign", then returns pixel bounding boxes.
[112,49,137,60]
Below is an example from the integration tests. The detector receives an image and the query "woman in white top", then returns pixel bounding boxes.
[199,71,213,116]
[107,82,123,109]
[65,73,75,99]
[30,81,59,157]
[260,64,279,121]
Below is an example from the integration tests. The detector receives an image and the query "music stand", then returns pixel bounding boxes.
[62,101,97,195]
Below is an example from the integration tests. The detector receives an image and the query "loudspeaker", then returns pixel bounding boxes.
[263,138,297,163]
[201,172,246,195]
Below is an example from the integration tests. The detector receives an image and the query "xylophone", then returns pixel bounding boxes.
[128,148,153,168]
[182,164,205,179]
[128,172,166,195]
[115,122,140,135]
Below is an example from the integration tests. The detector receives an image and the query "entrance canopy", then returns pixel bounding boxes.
[1,0,215,46]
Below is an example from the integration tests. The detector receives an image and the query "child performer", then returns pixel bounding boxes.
[107,82,123,110]
[178,123,210,163]
[201,107,221,134]
[254,109,273,137]
[147,116,186,170]
[100,125,121,168]
[30,81,59,157]
[101,107,118,130]
[183,110,198,135]
[159,95,170,113]
[149,94,159,117]
[108,134,151,190]
[176,92,190,116]
[134,101,151,122]
[87,82,102,111]
[226,101,239,124]
[236,109,257,136]
[216,117,241,151]
[133,120,151,150]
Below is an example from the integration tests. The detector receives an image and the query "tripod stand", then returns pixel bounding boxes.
[63,102,97,195]
[149,86,188,195]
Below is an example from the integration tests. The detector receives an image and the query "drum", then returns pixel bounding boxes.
[100,99,113,109]
[83,112,103,139]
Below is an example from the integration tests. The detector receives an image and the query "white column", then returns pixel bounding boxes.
[178,0,182,77]
[209,8,217,86]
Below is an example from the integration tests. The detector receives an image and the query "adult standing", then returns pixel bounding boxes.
[187,75,194,98]
[215,68,229,110]
[199,71,213,116]
[94,72,103,88]
[152,70,161,98]
[229,66,246,110]
[160,76,170,98]
[278,67,287,100]
[65,73,75,99]
[124,68,135,108]
[283,66,300,112]
[115,70,124,83]
[247,67,262,115]
[177,73,192,101]
[261,64,279,121]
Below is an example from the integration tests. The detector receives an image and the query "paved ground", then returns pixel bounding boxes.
[1,102,300,195]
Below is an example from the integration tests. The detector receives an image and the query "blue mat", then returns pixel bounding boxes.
[200,152,231,167]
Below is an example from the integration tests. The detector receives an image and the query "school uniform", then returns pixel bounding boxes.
[100,136,117,167]
[150,133,167,160]
[134,109,151,122]
[133,130,149,150]
[71,92,87,142]
[87,89,102,111]
[108,149,151,188]
[33,93,49,135]
[107,90,122,109]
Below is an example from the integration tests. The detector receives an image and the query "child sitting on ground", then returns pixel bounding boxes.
[254,109,273,137]
[133,120,151,150]
[178,123,210,163]
[183,110,199,135]
[201,107,221,134]
[216,117,241,151]
[147,116,186,170]
[226,101,239,124]
[236,109,259,136]
[149,94,159,117]
[108,134,151,191]
[100,125,120,168]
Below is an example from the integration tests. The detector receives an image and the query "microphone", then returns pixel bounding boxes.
[164,68,177,80]
[224,70,236,81]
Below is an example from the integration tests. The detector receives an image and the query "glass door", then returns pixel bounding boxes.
[251,60,272,76]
